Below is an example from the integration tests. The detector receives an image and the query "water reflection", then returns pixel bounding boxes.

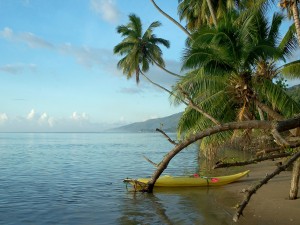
[119,187,239,225]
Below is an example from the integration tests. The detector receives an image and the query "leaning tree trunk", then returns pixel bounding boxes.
[141,72,220,125]
[206,0,217,27]
[141,72,173,95]
[292,0,300,46]
[149,0,191,38]
[148,55,182,78]
[289,157,300,199]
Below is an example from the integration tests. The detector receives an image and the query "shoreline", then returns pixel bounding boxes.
[219,159,299,224]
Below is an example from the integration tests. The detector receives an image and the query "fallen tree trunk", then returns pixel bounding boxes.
[143,116,300,192]
[213,152,292,169]
[233,150,300,222]
[256,141,300,156]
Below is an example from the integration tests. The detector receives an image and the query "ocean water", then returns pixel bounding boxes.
[0,133,240,225]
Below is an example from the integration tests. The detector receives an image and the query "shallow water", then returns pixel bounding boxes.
[0,133,240,224]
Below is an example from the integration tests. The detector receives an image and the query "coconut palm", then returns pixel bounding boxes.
[177,0,246,30]
[113,14,181,85]
[279,0,300,45]
[172,10,300,145]
[178,0,211,31]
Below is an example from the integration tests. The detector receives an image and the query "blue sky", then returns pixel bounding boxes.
[0,0,188,132]
[0,0,299,132]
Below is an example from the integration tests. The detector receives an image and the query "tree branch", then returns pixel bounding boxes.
[156,128,178,145]
[233,150,300,222]
[213,152,292,169]
[143,155,159,167]
[256,141,300,156]
[271,129,290,146]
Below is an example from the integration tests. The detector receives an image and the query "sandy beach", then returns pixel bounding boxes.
[218,159,299,224]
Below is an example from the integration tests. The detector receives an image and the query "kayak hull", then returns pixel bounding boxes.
[130,170,250,188]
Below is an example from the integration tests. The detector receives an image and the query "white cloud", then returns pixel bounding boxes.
[0,110,119,132]
[90,0,121,23]
[0,27,13,39]
[0,63,37,74]
[59,43,111,68]
[27,109,36,120]
[0,113,8,123]
[0,27,53,49]
[21,0,30,6]
[119,87,143,94]
[0,27,116,70]
[38,113,56,127]
[19,32,54,49]
[70,112,89,121]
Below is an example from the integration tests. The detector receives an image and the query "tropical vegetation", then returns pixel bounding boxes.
[114,0,300,220]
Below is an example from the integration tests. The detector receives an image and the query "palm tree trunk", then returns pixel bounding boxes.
[255,100,300,136]
[149,0,192,38]
[289,156,300,199]
[141,72,220,125]
[149,56,182,78]
[254,100,284,120]
[292,0,300,46]
[206,0,217,27]
[257,106,265,121]
[141,72,174,95]
[286,0,300,193]
[178,86,220,125]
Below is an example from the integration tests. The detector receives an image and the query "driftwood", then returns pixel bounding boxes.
[233,150,300,222]
[213,152,292,169]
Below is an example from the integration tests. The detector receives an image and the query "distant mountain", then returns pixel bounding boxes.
[108,84,300,133]
[108,112,182,133]
[287,84,300,103]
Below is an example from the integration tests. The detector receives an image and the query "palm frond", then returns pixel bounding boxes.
[278,24,298,59]
[128,14,142,38]
[267,12,284,46]
[254,79,300,117]
[113,42,135,55]
[279,60,300,79]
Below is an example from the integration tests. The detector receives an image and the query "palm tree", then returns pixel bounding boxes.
[172,10,300,148]
[172,8,300,199]
[206,0,218,26]
[178,0,246,30]
[178,0,211,31]
[279,0,300,45]
[113,14,180,85]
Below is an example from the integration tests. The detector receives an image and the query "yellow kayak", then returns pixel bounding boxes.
[125,170,250,188]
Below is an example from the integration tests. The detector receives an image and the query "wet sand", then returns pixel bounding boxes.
[218,159,300,224]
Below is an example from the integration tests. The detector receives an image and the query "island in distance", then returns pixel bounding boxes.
[108,84,300,133]
[107,112,182,133]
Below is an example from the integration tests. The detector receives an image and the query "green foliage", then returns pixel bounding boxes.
[172,5,300,151]
[287,84,300,104]
[274,76,288,90]
[113,14,170,84]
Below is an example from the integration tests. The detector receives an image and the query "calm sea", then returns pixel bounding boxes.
[0,133,241,225]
